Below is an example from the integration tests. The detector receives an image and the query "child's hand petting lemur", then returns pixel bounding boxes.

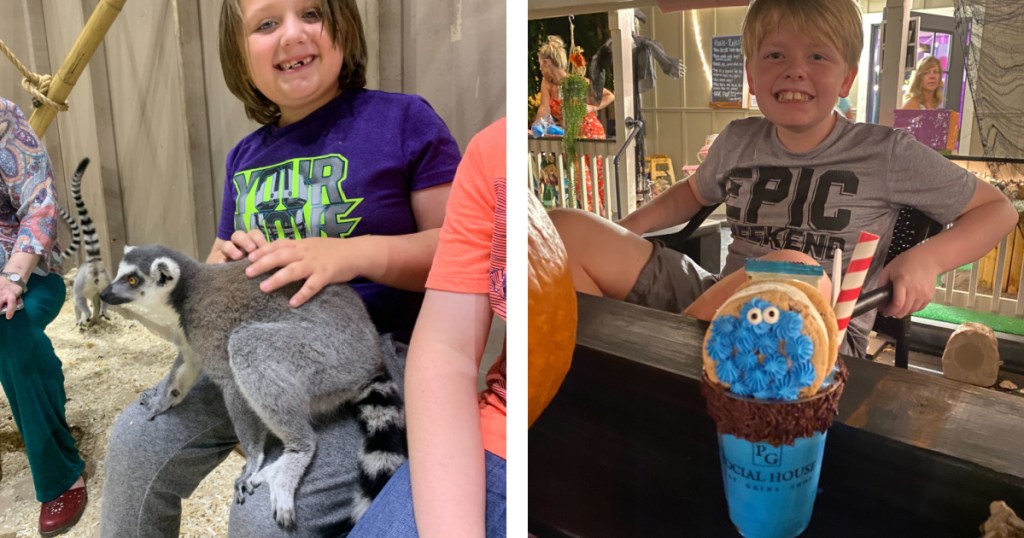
[221,229,269,261]
[245,237,365,308]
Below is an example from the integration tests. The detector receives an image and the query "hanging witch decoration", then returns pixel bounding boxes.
[588,9,686,202]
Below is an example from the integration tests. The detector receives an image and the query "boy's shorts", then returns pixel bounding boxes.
[624,239,719,314]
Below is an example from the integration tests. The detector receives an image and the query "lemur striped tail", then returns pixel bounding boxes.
[69,157,103,264]
[56,158,89,263]
[346,371,408,526]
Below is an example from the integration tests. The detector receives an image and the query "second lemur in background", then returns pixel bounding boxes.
[60,158,112,329]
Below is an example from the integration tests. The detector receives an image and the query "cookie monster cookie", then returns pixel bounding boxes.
[702,279,839,400]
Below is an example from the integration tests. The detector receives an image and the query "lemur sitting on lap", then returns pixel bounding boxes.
[100,244,405,529]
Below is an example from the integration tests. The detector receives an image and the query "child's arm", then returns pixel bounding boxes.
[404,289,491,537]
[618,178,712,235]
[876,178,1017,318]
[244,183,450,307]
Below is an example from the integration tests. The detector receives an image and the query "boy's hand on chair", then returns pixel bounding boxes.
[874,252,941,318]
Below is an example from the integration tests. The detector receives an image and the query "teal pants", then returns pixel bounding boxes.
[0,272,84,502]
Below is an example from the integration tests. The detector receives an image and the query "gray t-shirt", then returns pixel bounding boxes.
[694,115,976,357]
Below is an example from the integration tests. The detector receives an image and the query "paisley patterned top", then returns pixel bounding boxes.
[0,98,63,273]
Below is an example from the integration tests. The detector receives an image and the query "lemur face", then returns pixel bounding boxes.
[100,245,181,327]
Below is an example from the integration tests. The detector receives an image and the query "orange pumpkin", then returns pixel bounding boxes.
[528,195,578,427]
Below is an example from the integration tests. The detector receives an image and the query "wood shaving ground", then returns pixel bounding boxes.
[0,270,240,537]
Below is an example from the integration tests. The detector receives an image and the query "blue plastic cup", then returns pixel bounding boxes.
[717,430,827,538]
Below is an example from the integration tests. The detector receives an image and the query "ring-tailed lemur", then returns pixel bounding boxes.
[99,245,406,529]
[55,202,82,264]
[59,158,112,328]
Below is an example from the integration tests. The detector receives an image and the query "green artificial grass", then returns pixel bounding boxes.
[916,302,1024,337]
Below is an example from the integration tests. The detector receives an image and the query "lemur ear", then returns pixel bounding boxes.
[124,245,136,254]
[152,257,180,287]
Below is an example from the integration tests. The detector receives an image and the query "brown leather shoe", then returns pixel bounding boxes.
[38,484,87,537]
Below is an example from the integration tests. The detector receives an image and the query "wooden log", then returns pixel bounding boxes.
[28,0,128,138]
[942,322,1001,387]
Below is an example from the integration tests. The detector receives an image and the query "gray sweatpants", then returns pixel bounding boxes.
[99,335,407,537]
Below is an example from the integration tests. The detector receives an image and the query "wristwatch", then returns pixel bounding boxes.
[0,272,26,293]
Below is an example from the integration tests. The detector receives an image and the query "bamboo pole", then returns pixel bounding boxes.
[29,0,128,138]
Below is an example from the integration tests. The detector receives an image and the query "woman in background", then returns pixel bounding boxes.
[534,35,614,139]
[902,55,944,110]
[533,35,614,215]
[0,96,88,537]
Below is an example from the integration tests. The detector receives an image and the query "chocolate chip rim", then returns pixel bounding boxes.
[701,359,849,446]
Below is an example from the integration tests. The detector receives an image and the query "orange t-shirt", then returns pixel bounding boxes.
[425,117,506,459]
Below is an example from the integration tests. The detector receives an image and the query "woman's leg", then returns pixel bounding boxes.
[0,273,84,502]
[99,375,239,538]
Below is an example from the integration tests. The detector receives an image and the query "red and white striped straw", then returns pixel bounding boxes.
[835,231,881,345]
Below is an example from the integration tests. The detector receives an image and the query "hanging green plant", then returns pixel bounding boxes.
[561,45,589,166]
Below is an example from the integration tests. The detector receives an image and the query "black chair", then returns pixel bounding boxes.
[670,205,943,369]
[647,204,721,273]
[856,207,944,368]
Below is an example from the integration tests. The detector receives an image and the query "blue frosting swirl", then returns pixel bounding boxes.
[776,382,800,401]
[746,366,770,394]
[794,360,817,387]
[762,354,788,380]
[729,380,753,397]
[735,351,759,371]
[786,333,815,364]
[715,315,738,335]
[757,335,779,357]
[734,329,757,354]
[707,332,733,362]
[716,357,740,384]
[776,310,804,340]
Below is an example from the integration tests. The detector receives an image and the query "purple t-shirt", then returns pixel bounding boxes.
[217,89,460,341]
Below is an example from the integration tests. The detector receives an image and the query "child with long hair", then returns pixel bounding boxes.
[99,1,461,535]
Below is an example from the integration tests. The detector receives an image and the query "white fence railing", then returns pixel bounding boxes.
[933,225,1024,318]
[528,137,619,220]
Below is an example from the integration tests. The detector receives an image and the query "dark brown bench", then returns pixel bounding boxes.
[529,294,1024,537]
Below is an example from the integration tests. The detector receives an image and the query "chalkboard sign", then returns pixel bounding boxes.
[711,35,746,108]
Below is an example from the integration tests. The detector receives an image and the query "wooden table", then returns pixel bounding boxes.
[529,295,1024,537]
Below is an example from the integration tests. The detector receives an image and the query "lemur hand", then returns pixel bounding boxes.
[245,237,363,307]
[139,382,185,420]
[222,230,269,261]
[874,250,941,319]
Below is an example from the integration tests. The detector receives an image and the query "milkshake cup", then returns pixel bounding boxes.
[702,362,847,538]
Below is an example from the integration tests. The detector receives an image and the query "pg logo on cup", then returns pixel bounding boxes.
[753,443,782,467]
